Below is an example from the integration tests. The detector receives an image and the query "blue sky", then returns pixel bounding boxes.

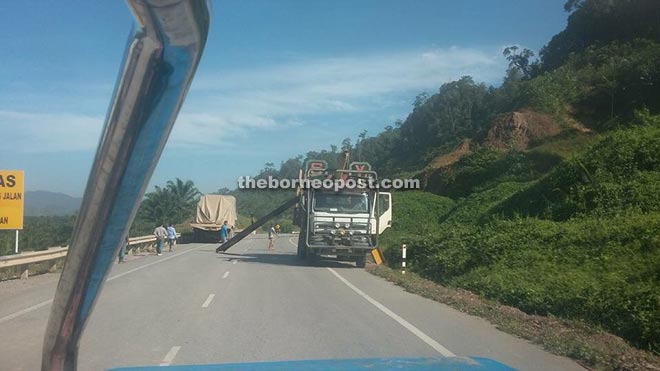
[0,1,568,197]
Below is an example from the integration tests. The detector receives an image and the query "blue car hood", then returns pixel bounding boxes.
[108,356,515,371]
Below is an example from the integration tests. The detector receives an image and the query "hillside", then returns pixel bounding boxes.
[24,191,81,216]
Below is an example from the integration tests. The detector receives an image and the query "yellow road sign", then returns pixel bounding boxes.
[0,170,24,230]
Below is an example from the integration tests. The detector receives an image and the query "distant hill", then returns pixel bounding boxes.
[25,191,82,216]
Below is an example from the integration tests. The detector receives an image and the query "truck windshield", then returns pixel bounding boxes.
[313,193,369,213]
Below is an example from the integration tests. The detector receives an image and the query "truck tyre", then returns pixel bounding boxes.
[297,231,307,259]
[356,255,366,268]
[305,251,316,266]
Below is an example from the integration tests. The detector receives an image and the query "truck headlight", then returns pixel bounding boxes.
[334,222,341,228]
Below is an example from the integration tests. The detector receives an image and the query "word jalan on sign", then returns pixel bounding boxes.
[0,170,24,229]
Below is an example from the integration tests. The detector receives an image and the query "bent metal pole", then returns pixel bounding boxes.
[41,2,209,370]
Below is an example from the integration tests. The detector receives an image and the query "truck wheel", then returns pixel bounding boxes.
[297,231,307,259]
[356,255,366,268]
[305,252,316,266]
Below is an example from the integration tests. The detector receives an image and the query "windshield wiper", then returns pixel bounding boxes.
[41,1,210,370]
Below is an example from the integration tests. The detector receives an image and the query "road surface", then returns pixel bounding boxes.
[0,235,584,370]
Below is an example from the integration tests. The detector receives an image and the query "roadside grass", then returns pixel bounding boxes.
[367,264,660,371]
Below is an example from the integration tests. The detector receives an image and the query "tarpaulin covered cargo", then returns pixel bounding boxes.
[190,195,237,231]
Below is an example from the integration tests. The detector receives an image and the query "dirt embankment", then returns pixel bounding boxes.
[485,109,564,150]
[425,109,572,173]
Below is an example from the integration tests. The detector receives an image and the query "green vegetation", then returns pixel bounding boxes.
[0,216,75,256]
[381,201,660,351]
[130,178,201,236]
[499,124,660,220]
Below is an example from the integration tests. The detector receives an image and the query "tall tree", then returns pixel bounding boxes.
[503,46,537,80]
[166,178,200,207]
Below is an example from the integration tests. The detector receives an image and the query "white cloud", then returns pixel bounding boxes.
[0,110,103,153]
[1,46,505,153]
[171,46,504,148]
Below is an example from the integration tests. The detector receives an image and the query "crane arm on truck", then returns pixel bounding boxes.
[215,196,298,253]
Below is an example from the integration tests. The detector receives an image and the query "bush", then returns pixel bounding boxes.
[379,191,454,263]
[440,181,532,225]
[426,149,561,199]
[521,40,660,127]
[498,124,660,219]
[0,216,75,255]
[383,213,660,351]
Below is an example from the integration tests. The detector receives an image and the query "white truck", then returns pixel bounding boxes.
[294,159,392,267]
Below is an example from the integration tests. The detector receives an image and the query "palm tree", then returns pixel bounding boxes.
[135,179,200,229]
[166,178,201,221]
[167,178,200,205]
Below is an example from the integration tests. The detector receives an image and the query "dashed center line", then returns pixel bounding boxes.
[222,271,230,279]
[159,345,181,366]
[201,294,215,308]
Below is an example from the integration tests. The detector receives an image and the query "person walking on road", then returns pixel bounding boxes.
[154,224,167,256]
[167,223,177,252]
[118,236,128,263]
[220,220,229,244]
[267,224,279,250]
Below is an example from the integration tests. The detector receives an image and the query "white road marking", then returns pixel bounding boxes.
[201,294,215,308]
[159,345,181,366]
[327,267,456,357]
[222,271,230,279]
[232,260,237,265]
[0,245,208,323]
[0,299,53,324]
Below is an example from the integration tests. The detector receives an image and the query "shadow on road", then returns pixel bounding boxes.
[216,250,357,269]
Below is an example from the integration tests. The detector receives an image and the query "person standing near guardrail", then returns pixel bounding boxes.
[167,223,177,252]
[118,236,128,263]
[154,224,167,256]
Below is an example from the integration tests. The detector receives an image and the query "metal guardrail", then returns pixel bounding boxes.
[0,247,69,269]
[0,234,180,270]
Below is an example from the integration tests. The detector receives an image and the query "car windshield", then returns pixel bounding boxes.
[1,1,659,371]
[313,193,369,213]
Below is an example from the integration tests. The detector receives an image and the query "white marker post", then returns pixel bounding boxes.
[401,244,407,274]
[15,230,19,254]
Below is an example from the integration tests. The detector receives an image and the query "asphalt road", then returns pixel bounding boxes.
[0,235,584,370]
